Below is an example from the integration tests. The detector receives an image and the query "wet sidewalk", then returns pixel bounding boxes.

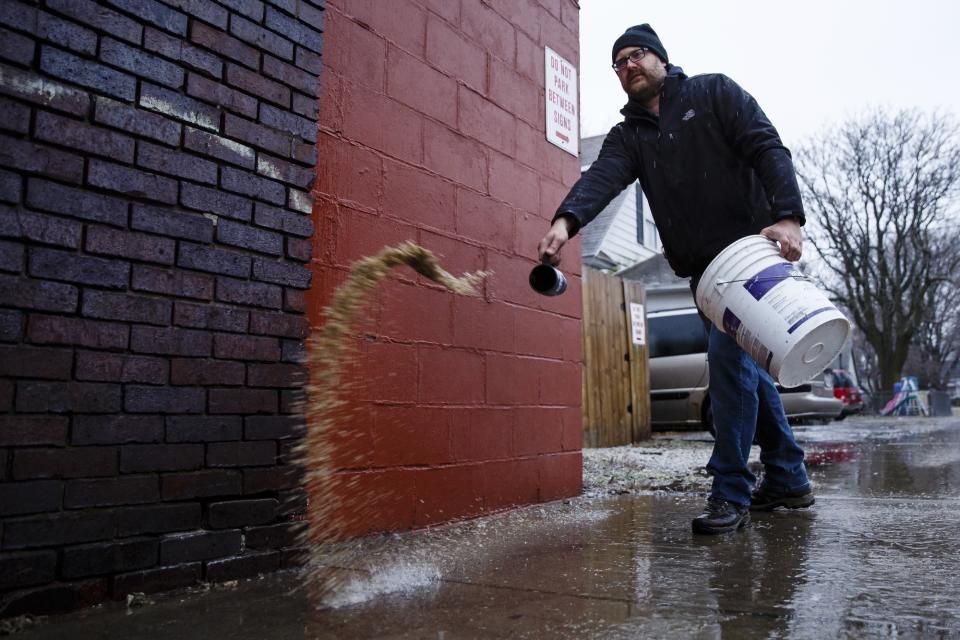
[13,417,960,638]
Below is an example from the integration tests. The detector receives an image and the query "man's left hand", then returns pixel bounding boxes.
[760,218,803,261]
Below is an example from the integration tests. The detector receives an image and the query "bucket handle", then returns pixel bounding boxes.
[713,274,810,287]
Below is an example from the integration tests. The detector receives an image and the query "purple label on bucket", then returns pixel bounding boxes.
[722,308,741,338]
[743,262,799,300]
[787,307,833,334]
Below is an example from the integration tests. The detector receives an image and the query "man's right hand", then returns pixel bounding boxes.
[538,216,573,265]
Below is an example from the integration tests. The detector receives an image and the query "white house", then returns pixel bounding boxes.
[578,134,661,271]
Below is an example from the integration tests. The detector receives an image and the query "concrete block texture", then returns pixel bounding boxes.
[309,0,582,541]
[0,0,321,615]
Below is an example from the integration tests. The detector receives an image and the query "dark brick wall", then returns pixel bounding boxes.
[0,0,322,616]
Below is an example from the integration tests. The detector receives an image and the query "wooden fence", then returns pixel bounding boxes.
[581,267,651,447]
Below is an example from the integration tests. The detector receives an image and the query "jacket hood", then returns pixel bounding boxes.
[620,64,686,121]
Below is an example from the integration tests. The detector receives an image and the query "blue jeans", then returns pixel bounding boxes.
[706,324,811,506]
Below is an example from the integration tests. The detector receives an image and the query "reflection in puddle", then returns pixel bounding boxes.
[805,443,854,466]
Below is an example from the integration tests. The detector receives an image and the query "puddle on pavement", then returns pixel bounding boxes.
[801,417,960,500]
[15,420,960,638]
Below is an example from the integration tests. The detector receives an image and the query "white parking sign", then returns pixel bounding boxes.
[630,302,646,346]
[544,47,578,156]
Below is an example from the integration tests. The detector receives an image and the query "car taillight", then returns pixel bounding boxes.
[833,388,856,405]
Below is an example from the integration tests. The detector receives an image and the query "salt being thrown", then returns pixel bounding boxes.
[297,241,489,601]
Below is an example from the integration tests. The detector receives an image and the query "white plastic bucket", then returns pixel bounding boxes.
[695,235,851,387]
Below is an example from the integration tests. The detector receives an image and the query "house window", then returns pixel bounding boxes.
[635,182,644,245]
[635,185,660,251]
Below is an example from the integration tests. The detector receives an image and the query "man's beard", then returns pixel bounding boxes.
[625,70,664,102]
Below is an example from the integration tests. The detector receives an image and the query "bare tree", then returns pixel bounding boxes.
[850,327,881,394]
[796,108,960,393]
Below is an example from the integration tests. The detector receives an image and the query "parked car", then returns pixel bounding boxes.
[778,374,845,424]
[647,307,844,431]
[827,368,864,419]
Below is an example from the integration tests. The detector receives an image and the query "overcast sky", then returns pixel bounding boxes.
[578,0,959,148]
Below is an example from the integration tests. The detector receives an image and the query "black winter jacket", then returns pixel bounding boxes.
[555,65,804,278]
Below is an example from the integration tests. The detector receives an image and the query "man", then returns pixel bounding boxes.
[538,24,814,535]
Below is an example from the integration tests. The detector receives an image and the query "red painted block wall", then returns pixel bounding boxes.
[309,0,584,535]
